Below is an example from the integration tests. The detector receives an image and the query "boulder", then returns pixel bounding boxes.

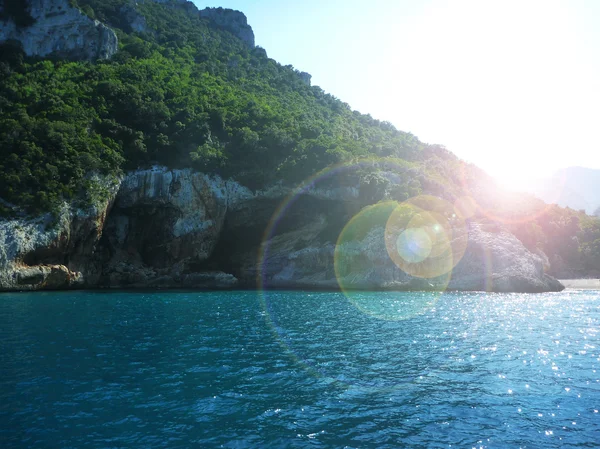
[8,264,81,290]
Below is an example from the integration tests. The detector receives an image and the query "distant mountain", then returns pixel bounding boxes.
[520,167,600,215]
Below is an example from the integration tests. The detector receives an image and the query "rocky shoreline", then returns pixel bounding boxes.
[0,1,568,295]
[0,167,565,293]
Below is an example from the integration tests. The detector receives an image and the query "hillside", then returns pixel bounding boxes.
[0,0,424,215]
[0,0,598,290]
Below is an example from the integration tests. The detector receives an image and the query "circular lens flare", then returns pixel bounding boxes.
[454,195,477,219]
[257,159,475,390]
[334,201,399,290]
[396,227,432,263]
[334,201,450,320]
[384,195,468,279]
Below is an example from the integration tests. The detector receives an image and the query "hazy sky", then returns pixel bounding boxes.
[196,0,600,184]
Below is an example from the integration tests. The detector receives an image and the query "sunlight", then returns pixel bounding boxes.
[332,0,600,180]
[4,0,600,446]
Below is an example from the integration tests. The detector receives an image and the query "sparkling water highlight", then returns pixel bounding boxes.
[1,290,599,448]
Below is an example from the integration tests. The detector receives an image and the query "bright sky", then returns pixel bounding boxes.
[196,0,600,184]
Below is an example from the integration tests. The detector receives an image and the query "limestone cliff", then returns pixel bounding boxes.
[0,167,565,293]
[0,176,120,291]
[225,196,564,294]
[0,0,118,60]
[117,1,256,48]
[96,167,241,289]
[199,7,255,48]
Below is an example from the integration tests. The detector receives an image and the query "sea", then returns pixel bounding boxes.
[1,290,599,448]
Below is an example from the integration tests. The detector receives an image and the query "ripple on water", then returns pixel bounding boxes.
[0,290,600,448]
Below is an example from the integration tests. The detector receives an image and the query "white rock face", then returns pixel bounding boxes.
[0,176,121,290]
[253,219,564,293]
[128,2,256,48]
[0,206,70,278]
[113,167,230,259]
[0,165,565,293]
[99,167,360,288]
[448,223,564,292]
[99,167,240,287]
[119,3,147,33]
[0,0,118,60]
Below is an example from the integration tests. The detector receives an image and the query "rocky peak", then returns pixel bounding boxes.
[122,1,256,49]
[298,71,312,86]
[0,0,118,60]
[199,7,255,48]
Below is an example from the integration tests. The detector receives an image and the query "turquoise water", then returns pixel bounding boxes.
[1,290,600,448]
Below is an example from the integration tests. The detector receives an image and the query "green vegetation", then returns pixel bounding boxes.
[0,0,422,213]
[0,0,598,276]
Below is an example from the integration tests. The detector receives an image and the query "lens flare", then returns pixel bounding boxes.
[258,160,430,386]
[384,196,468,279]
[334,201,449,320]
[454,195,477,219]
[256,159,477,389]
[334,201,395,283]
[396,227,432,263]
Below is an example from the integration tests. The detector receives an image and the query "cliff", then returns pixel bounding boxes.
[0,0,118,60]
[97,167,241,289]
[118,1,255,48]
[0,1,582,290]
[0,168,565,293]
[0,176,120,291]
[0,0,257,60]
[199,7,255,48]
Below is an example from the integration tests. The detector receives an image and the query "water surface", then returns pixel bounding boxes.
[1,290,599,448]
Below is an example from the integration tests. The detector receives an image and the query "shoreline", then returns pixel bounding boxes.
[559,279,600,290]
[0,284,574,295]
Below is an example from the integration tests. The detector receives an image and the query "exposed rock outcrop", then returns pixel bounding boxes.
[11,264,82,290]
[97,167,244,289]
[448,223,564,293]
[230,203,565,293]
[0,0,255,60]
[298,71,312,86]
[199,7,255,48]
[0,0,118,60]
[119,3,147,33]
[0,166,564,293]
[0,176,121,291]
[126,1,256,49]
[96,167,363,289]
